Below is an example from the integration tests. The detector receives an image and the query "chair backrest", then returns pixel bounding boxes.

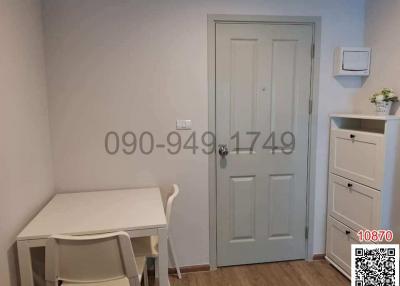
[165,184,179,225]
[45,231,140,286]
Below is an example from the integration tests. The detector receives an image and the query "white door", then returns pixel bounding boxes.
[216,23,313,266]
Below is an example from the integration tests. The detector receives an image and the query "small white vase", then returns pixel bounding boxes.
[375,101,392,116]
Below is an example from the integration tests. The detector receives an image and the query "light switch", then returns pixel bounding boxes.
[176,119,192,130]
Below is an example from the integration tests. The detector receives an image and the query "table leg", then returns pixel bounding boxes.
[158,227,170,286]
[17,240,34,286]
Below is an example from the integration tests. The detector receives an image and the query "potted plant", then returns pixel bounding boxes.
[370,88,398,115]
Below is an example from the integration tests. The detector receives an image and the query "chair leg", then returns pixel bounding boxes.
[143,262,149,286]
[155,257,159,279]
[168,238,182,279]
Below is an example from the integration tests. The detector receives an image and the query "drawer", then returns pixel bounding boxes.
[326,217,360,275]
[329,129,385,190]
[328,174,381,231]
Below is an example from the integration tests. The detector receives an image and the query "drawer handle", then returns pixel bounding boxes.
[350,134,356,139]
[345,230,351,235]
[347,183,353,188]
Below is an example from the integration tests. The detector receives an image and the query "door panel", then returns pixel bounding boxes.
[216,23,313,266]
[230,176,256,241]
[271,40,297,137]
[268,174,295,239]
[229,39,258,152]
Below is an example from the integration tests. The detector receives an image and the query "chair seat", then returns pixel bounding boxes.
[132,236,159,257]
[62,257,146,286]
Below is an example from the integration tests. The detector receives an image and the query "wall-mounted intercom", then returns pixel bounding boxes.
[334,47,371,76]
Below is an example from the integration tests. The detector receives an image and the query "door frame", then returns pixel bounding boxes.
[207,15,321,269]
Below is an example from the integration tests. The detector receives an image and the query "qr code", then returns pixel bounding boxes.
[352,244,399,286]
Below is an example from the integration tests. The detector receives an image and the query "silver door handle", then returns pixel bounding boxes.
[218,144,229,157]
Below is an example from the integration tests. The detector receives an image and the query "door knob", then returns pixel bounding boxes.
[218,144,229,157]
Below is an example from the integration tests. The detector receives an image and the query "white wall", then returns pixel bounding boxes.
[42,0,365,265]
[355,0,400,114]
[0,0,54,285]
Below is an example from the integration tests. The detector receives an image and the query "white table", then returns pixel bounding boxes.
[17,188,170,286]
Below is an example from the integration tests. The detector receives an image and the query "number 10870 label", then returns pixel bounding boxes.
[357,229,393,242]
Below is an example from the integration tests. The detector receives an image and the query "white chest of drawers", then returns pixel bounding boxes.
[325,114,400,278]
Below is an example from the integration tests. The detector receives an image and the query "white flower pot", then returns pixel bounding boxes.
[375,101,392,115]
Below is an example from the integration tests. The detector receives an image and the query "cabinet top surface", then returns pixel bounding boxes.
[330,113,400,121]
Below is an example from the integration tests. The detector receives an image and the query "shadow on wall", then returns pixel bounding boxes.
[335,76,365,89]
[391,102,400,114]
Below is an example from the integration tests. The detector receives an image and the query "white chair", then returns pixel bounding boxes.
[133,184,182,279]
[45,231,149,286]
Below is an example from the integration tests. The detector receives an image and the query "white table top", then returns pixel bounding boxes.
[17,188,167,240]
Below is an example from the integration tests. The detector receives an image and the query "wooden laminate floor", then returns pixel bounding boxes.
[165,260,349,286]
